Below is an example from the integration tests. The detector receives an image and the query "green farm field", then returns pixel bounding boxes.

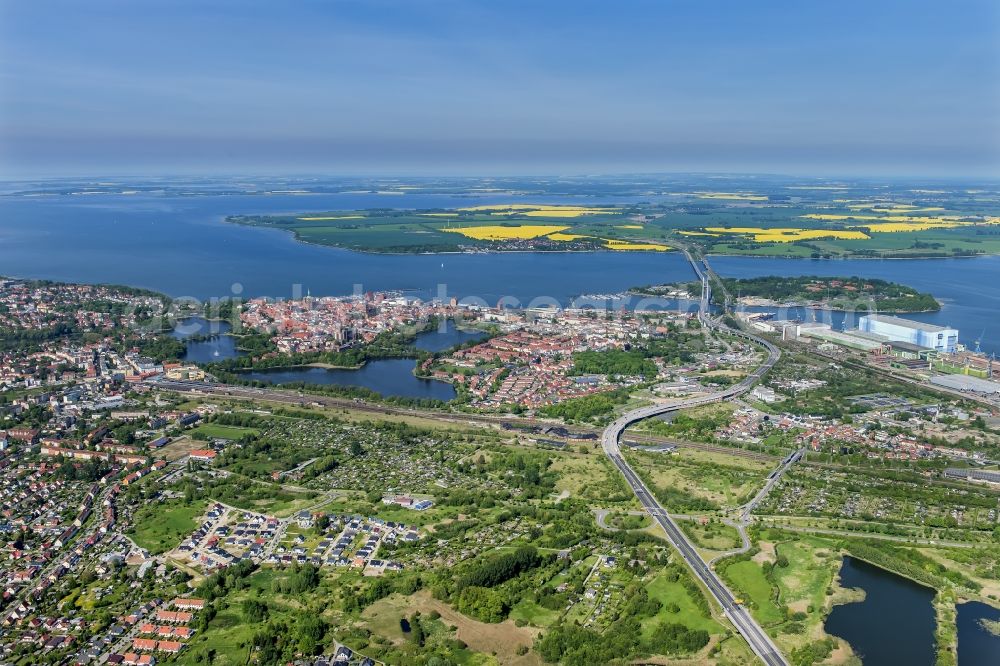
[227,190,1000,258]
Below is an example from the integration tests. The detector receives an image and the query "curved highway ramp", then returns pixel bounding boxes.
[600,251,788,665]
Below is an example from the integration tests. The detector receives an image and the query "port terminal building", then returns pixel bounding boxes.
[858,314,958,353]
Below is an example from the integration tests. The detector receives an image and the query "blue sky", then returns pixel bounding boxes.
[1,0,998,177]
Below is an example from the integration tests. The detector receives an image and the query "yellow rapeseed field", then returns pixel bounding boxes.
[418,212,459,217]
[443,225,569,241]
[617,224,643,229]
[457,204,617,218]
[603,239,669,251]
[459,204,559,211]
[442,225,667,249]
[849,222,965,233]
[804,213,1000,234]
[678,230,721,237]
[706,227,870,242]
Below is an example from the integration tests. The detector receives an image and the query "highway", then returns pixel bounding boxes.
[601,249,787,666]
[150,248,787,663]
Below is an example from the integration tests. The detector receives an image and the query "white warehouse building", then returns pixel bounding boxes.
[858,314,958,353]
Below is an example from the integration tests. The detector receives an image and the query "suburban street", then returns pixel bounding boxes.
[1,7,994,662]
[4,481,120,618]
[149,249,792,666]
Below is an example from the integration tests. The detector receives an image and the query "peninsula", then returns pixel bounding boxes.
[633,275,941,312]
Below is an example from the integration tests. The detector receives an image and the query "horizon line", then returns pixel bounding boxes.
[3,170,1000,184]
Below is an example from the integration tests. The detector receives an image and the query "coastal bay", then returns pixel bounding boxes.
[1,189,998,354]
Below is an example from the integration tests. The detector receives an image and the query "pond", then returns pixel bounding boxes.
[176,318,482,399]
[825,556,936,665]
[956,600,1000,666]
[413,319,490,352]
[171,317,246,364]
[242,358,456,401]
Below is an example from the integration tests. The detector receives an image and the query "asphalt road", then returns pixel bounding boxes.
[600,251,788,666]
[739,449,804,523]
[149,249,788,664]
[144,378,778,463]
[2,481,120,625]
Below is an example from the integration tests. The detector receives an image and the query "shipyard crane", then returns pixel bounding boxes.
[974,329,986,355]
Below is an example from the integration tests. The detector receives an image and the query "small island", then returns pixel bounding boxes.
[634,275,941,312]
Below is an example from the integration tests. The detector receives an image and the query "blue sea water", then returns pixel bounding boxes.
[0,191,997,353]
